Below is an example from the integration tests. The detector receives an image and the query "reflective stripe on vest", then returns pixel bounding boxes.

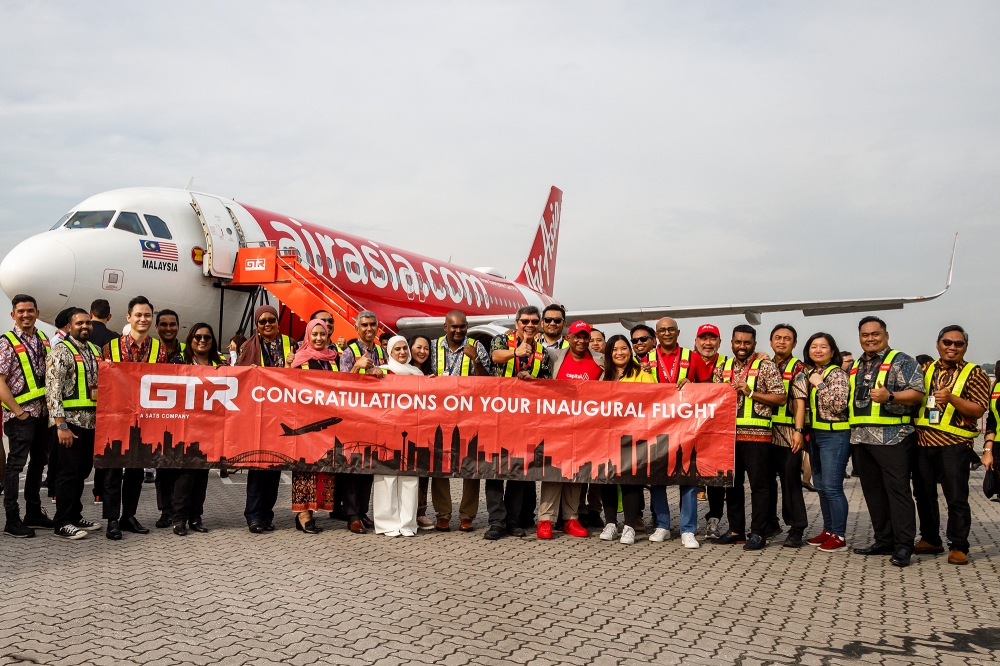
[914,361,980,438]
[61,338,100,409]
[810,366,850,431]
[348,341,384,374]
[848,349,911,426]
[770,357,800,425]
[436,337,472,377]
[110,336,161,363]
[991,383,1000,436]
[649,347,691,383]
[722,357,771,428]
[503,334,543,378]
[1,330,48,409]
[259,335,292,367]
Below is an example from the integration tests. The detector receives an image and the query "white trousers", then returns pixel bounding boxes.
[372,475,419,536]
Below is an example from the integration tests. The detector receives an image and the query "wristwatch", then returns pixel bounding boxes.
[794,428,806,434]
[885,392,895,404]
[57,423,69,431]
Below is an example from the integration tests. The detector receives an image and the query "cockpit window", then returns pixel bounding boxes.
[113,212,146,235]
[64,211,115,229]
[143,214,172,239]
[50,213,71,230]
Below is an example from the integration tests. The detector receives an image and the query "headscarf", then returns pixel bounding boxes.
[384,335,423,376]
[236,305,280,367]
[291,319,340,369]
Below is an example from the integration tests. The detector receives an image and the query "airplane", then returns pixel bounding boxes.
[280,417,343,437]
[0,184,956,344]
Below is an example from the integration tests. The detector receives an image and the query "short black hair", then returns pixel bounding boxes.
[915,354,935,367]
[309,309,333,320]
[802,332,843,369]
[515,305,540,320]
[156,309,179,325]
[11,294,36,310]
[379,331,393,343]
[733,324,757,340]
[937,324,968,343]
[770,323,797,343]
[858,315,886,332]
[629,324,655,338]
[66,307,89,323]
[542,303,566,317]
[127,295,153,315]
[54,307,75,329]
[90,298,111,320]
[841,350,853,357]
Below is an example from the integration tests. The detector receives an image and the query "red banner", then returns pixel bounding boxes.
[94,364,737,486]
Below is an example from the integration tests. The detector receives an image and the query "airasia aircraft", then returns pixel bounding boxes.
[0,185,954,340]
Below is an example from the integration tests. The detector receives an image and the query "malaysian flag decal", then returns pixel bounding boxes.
[140,240,178,261]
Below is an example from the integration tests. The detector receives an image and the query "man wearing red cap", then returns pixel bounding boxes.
[690,324,728,538]
[536,321,604,539]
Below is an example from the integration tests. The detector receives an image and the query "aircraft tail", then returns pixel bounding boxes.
[514,186,562,297]
[280,423,294,437]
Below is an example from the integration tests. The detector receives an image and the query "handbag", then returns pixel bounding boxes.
[983,467,999,499]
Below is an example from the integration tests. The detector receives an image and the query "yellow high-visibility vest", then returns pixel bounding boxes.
[348,341,384,374]
[722,357,771,428]
[502,333,543,378]
[770,357,800,425]
[809,365,850,431]
[259,334,292,367]
[109,336,161,363]
[914,361,980,438]
[848,350,912,426]
[61,338,101,409]
[435,336,473,377]
[1,330,48,410]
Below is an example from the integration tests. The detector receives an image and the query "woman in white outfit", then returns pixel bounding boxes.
[373,336,421,537]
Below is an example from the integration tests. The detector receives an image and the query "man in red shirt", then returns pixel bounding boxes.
[537,321,604,539]
[689,324,728,537]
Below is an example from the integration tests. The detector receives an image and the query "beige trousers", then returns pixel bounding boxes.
[431,478,481,521]
[538,482,583,522]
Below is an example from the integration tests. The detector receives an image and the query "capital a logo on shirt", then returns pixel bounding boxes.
[782,372,794,380]
[879,363,892,372]
[748,369,759,377]
[680,359,690,368]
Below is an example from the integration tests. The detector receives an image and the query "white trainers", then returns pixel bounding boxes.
[706,517,721,539]
[600,523,618,541]
[648,527,671,542]
[681,532,700,549]
[620,525,636,545]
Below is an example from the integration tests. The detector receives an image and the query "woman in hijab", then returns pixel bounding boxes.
[288,319,340,534]
[372,336,422,537]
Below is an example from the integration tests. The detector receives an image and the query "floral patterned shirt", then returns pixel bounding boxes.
[713,356,785,443]
[45,339,99,429]
[0,327,49,423]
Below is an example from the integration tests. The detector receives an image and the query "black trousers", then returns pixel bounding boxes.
[706,486,726,521]
[155,468,178,512]
[3,415,50,519]
[485,479,527,529]
[600,484,619,524]
[726,440,771,537]
[338,473,373,523]
[103,467,144,520]
[92,468,106,500]
[244,469,281,526]
[52,425,94,528]
[766,444,808,535]
[913,442,972,553]
[852,434,917,552]
[518,481,537,527]
[172,469,209,524]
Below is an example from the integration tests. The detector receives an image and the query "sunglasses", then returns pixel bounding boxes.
[543,317,564,324]
[192,334,213,342]
[257,317,277,325]
[940,339,966,348]
[631,335,652,344]
[518,318,540,325]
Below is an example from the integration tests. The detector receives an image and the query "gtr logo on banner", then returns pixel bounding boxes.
[96,364,737,486]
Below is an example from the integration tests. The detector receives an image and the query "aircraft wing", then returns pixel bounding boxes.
[396,234,956,333]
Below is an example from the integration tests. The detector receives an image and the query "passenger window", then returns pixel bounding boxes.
[50,213,71,230]
[113,212,146,235]
[144,214,172,239]
[64,211,115,229]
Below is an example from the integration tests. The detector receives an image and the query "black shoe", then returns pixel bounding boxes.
[853,542,895,556]
[106,520,122,540]
[296,518,323,534]
[24,510,54,529]
[890,547,912,567]
[483,525,507,540]
[188,520,208,533]
[783,532,804,548]
[4,518,35,538]
[743,534,766,550]
[764,526,782,540]
[144,471,155,484]
[155,512,172,529]
[121,516,149,534]
[248,522,266,534]
[506,525,527,537]
[360,515,374,529]
[219,468,229,479]
[172,522,188,536]
[264,522,276,532]
[713,532,745,545]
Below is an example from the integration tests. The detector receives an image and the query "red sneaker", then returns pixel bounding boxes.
[562,518,589,537]
[536,520,553,539]
[818,534,847,552]
[807,530,830,547]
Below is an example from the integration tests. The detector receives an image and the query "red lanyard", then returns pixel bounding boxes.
[656,346,681,382]
[732,358,753,384]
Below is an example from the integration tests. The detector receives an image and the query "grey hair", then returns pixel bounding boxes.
[356,310,379,325]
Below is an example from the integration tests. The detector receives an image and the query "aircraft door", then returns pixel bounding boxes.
[190,193,241,279]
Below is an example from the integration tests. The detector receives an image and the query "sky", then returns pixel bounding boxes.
[1,2,998,362]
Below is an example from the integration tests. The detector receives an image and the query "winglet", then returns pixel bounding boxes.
[945,232,957,290]
[514,187,562,297]
[184,177,194,191]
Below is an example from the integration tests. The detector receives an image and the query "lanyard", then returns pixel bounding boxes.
[732,357,753,384]
[656,346,681,382]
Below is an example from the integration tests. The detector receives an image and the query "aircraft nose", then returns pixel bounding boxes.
[0,234,75,322]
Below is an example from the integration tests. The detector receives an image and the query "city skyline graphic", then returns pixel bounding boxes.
[94,419,735,486]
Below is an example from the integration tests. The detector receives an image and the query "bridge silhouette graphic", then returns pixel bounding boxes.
[225,450,298,466]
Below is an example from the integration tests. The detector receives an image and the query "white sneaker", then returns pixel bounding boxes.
[620,525,636,545]
[53,525,87,540]
[600,523,618,541]
[648,527,671,542]
[706,517,721,538]
[681,532,700,549]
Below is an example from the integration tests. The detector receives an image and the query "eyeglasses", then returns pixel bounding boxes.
[658,327,678,334]
[940,339,966,348]
[631,335,652,344]
[518,318,540,325]
[543,317,564,325]
[192,334,213,342]
[257,317,277,325]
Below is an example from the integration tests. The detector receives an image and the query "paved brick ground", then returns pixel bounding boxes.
[2,460,1000,665]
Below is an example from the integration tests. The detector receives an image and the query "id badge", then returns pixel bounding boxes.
[929,409,942,425]
[925,395,936,409]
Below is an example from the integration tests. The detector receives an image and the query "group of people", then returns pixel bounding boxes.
[1,295,994,567]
